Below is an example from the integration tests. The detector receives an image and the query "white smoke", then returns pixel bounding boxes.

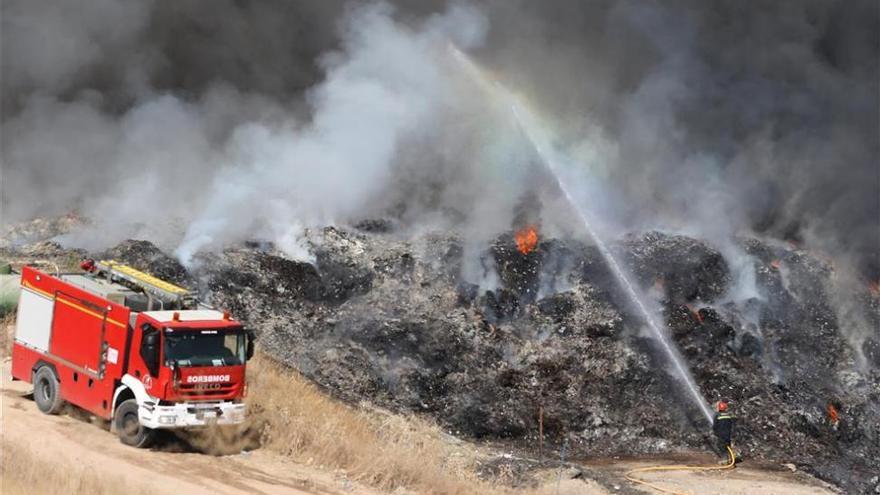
[176,3,487,262]
[3,3,497,262]
[2,0,876,281]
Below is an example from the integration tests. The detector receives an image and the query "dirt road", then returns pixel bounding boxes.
[578,458,838,495]
[0,360,378,495]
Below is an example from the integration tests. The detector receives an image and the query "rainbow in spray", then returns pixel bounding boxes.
[449,43,714,424]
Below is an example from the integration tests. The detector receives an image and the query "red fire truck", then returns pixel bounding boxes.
[11,260,254,447]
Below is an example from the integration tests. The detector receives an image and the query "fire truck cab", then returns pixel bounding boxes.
[11,261,253,447]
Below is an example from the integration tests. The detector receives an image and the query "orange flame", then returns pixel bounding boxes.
[827,403,839,425]
[770,259,781,270]
[515,225,539,255]
[686,304,704,324]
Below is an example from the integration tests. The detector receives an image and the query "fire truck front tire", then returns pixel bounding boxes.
[33,366,64,415]
[115,399,155,448]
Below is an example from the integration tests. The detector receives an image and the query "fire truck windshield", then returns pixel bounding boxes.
[164,329,246,367]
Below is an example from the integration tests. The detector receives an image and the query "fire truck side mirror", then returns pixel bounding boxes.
[245,331,255,361]
[140,327,161,377]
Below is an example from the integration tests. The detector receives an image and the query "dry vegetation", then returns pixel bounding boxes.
[1,310,523,494]
[244,353,515,495]
[0,439,154,495]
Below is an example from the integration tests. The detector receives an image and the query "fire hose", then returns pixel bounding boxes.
[623,445,736,495]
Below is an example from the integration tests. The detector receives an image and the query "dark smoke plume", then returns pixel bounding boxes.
[477,0,879,276]
[2,0,878,277]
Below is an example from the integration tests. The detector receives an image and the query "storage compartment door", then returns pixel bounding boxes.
[50,292,105,373]
[15,288,54,351]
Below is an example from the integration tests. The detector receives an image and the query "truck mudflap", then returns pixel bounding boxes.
[138,401,246,429]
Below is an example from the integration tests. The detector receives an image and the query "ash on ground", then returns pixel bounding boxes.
[3,225,878,493]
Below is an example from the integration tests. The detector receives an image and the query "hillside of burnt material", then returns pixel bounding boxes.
[8,227,876,492]
[188,228,877,493]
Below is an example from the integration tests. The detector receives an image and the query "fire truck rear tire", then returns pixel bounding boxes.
[115,399,155,448]
[33,366,64,415]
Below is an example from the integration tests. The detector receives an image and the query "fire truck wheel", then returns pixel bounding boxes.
[115,399,155,448]
[33,366,64,415]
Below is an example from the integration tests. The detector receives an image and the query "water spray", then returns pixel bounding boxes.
[449,44,715,424]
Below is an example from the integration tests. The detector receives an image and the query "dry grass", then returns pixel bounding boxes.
[0,439,153,495]
[245,353,514,495]
[0,311,521,494]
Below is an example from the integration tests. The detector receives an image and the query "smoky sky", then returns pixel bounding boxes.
[1,0,878,274]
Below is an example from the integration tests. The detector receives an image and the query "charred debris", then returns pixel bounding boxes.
[2,225,878,493]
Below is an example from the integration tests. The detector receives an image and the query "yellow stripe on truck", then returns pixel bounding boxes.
[23,280,127,328]
[22,279,53,299]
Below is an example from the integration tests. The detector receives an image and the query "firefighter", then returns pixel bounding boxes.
[712,400,736,463]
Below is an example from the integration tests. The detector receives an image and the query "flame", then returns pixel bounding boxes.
[515,225,539,255]
[827,403,839,424]
[686,304,704,324]
[770,259,781,270]
[868,280,880,296]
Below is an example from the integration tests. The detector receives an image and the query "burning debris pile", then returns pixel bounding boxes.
[2,226,878,492]
[2,2,877,492]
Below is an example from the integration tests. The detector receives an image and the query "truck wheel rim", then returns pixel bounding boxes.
[40,379,51,401]
[122,412,139,436]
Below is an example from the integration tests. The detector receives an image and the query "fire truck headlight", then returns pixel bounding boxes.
[158,415,176,425]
